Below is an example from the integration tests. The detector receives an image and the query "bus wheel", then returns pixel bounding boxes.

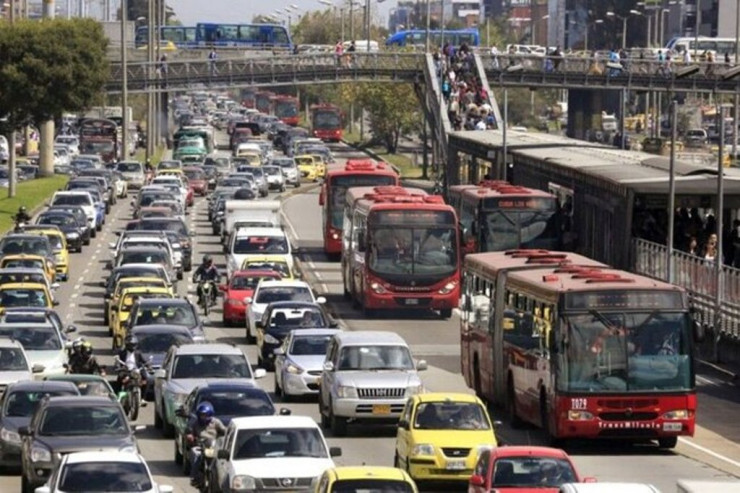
[439,308,452,319]
[541,392,562,447]
[507,380,524,429]
[658,437,678,449]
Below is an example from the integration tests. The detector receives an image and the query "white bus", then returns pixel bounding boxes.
[665,36,736,57]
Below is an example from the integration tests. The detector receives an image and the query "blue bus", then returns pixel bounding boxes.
[135,23,292,50]
[386,28,480,48]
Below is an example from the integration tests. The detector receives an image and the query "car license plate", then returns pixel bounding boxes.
[663,422,682,432]
[372,404,391,415]
[405,299,419,306]
[446,460,466,470]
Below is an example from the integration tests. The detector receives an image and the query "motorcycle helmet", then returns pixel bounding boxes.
[196,401,215,424]
[203,254,213,267]
[19,206,27,214]
[81,341,93,357]
[72,338,85,353]
[125,335,138,351]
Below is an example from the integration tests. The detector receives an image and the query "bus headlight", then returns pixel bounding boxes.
[662,410,690,420]
[370,282,387,294]
[438,282,457,295]
[567,410,594,421]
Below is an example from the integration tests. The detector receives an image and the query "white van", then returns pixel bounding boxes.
[222,200,281,245]
[343,40,379,52]
[560,483,661,493]
[677,480,740,493]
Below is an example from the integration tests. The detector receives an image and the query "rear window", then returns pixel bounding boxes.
[52,194,91,206]
[233,236,288,254]
[117,162,142,173]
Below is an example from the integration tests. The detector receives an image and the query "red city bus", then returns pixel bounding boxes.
[79,118,118,163]
[255,90,275,114]
[241,88,257,109]
[342,186,461,318]
[319,160,399,257]
[460,250,702,448]
[274,95,300,126]
[448,181,561,255]
[310,104,343,142]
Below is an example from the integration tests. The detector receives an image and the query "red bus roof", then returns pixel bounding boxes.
[310,103,341,111]
[464,250,607,278]
[326,160,398,178]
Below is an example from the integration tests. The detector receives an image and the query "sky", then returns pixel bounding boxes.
[168,0,394,28]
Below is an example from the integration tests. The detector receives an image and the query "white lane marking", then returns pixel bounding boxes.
[280,209,299,244]
[83,269,89,275]
[92,255,97,260]
[71,293,78,299]
[69,303,76,308]
[315,272,323,280]
[678,437,740,469]
[696,375,720,387]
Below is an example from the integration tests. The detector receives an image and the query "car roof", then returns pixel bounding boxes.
[560,484,660,493]
[415,393,481,404]
[131,324,192,335]
[330,466,410,482]
[0,282,49,290]
[258,280,309,289]
[43,395,120,407]
[267,301,323,310]
[137,298,189,306]
[113,263,164,272]
[490,446,570,459]
[63,451,145,464]
[333,331,408,346]
[195,380,261,392]
[231,269,281,279]
[234,227,285,237]
[5,380,78,393]
[173,343,243,355]
[230,415,318,429]
[288,328,342,338]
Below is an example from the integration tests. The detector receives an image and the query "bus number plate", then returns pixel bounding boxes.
[405,299,419,305]
[663,422,682,432]
[571,398,587,410]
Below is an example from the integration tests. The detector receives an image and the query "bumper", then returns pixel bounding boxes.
[362,289,459,311]
[66,236,83,251]
[222,302,246,322]
[332,397,406,420]
[408,460,475,482]
[24,462,53,487]
[267,181,285,190]
[282,371,321,396]
[55,265,69,281]
[0,441,22,467]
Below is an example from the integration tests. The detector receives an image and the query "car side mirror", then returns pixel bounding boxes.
[134,425,146,432]
[65,325,77,333]
[273,347,285,356]
[18,426,31,437]
[253,368,267,379]
[52,300,59,307]
[469,474,485,487]
[416,360,428,371]
[34,486,51,493]
[109,242,116,249]
[322,361,334,372]
[32,363,46,373]
[329,446,342,457]
[398,420,409,430]
[217,449,230,460]
[316,296,326,304]
[245,296,253,304]
[51,283,60,290]
[279,407,291,416]
[153,369,166,379]
[157,486,174,493]
[328,320,338,328]
[175,406,187,418]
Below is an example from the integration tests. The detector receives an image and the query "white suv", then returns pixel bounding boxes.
[212,415,341,493]
[226,227,292,279]
[50,191,97,231]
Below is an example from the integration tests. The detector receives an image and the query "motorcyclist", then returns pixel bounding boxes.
[66,338,85,372]
[13,206,31,231]
[192,255,220,306]
[69,341,106,376]
[187,401,226,487]
[116,336,148,397]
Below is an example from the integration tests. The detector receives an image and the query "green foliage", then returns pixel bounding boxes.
[0,19,109,131]
[0,176,69,233]
[292,7,387,45]
[353,83,421,153]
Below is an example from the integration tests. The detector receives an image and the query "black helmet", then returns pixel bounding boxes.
[125,335,138,350]
[203,255,213,265]
[19,206,27,213]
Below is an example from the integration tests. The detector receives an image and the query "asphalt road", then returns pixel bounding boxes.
[1,137,739,492]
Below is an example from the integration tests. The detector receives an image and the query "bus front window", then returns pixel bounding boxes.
[369,227,457,277]
[559,311,692,393]
[480,209,559,252]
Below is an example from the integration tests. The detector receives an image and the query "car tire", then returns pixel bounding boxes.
[174,438,183,465]
[245,322,255,344]
[162,414,175,438]
[84,235,91,246]
[91,228,97,238]
[658,437,678,449]
[319,398,330,428]
[274,373,283,397]
[330,405,348,437]
[177,271,183,281]
[154,404,163,429]
[21,473,32,493]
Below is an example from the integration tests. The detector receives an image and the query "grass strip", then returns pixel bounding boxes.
[0,176,70,233]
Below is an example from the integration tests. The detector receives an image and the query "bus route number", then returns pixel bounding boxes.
[571,398,588,410]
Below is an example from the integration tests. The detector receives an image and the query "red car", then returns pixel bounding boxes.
[183,166,208,196]
[219,269,282,326]
[468,446,595,493]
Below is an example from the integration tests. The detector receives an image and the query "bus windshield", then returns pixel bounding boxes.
[480,208,560,252]
[329,175,396,228]
[314,111,341,129]
[369,226,457,276]
[559,311,692,393]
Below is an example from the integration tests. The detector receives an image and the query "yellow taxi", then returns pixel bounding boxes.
[313,467,418,493]
[108,277,172,336]
[0,282,56,310]
[27,228,70,282]
[240,255,295,279]
[156,167,185,177]
[0,254,56,284]
[307,154,328,179]
[237,151,262,166]
[295,155,321,182]
[111,286,173,350]
[394,393,497,483]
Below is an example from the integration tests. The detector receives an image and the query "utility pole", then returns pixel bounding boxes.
[146,0,155,160]
[732,0,739,163]
[121,0,128,164]
[8,0,17,198]
[425,0,430,52]
[39,0,55,177]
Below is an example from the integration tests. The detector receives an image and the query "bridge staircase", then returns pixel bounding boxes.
[414,54,452,185]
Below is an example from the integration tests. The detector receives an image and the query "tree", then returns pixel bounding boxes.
[0,19,109,146]
[355,83,421,153]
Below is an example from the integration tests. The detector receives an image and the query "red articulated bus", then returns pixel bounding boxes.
[79,118,118,163]
[274,95,300,126]
[241,88,257,109]
[310,104,343,142]
[460,249,702,448]
[255,90,275,114]
[448,181,561,255]
[342,186,461,318]
[319,160,399,257]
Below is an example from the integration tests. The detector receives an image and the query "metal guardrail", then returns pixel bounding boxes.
[473,53,501,129]
[421,54,451,179]
[106,53,426,93]
[632,238,740,340]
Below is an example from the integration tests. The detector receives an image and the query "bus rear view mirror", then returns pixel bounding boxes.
[357,232,366,252]
[547,330,557,353]
[693,319,705,343]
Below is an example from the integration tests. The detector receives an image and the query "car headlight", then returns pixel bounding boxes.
[67,232,79,239]
[370,282,387,294]
[438,281,457,295]
[286,363,303,374]
[0,427,21,445]
[119,445,137,453]
[406,384,424,396]
[412,443,435,456]
[662,410,690,420]
[264,333,280,344]
[567,410,594,421]
[336,385,358,399]
[31,445,52,462]
[232,475,256,490]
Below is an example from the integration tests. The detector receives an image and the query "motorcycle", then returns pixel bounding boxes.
[193,438,216,493]
[198,280,217,316]
[115,359,147,422]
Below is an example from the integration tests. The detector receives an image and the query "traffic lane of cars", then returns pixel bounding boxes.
[277,174,740,492]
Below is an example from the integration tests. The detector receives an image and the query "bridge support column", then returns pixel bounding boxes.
[567,89,621,142]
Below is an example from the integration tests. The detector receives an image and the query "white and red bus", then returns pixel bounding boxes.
[319,160,399,257]
[255,90,275,114]
[341,186,461,318]
[274,95,300,126]
[460,249,702,448]
[310,104,343,142]
[448,181,561,256]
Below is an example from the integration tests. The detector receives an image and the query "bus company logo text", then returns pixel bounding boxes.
[597,422,661,429]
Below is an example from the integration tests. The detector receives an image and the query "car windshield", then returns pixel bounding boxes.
[136,332,193,353]
[2,259,44,269]
[58,461,152,492]
[120,250,168,265]
[117,162,142,173]
[5,389,77,417]
[269,307,326,328]
[196,390,274,416]
[0,325,60,350]
[490,457,577,489]
[45,235,64,250]
[337,345,414,371]
[233,427,327,459]
[559,311,692,392]
[263,167,280,176]
[368,227,457,276]
[329,175,397,228]
[233,236,288,254]
[0,238,50,257]
[133,304,195,327]
[139,193,177,207]
[39,405,127,436]
[244,262,290,278]
[171,354,250,379]
[52,195,90,206]
[330,480,415,493]
[184,169,205,180]
[0,273,46,285]
[138,220,188,235]
[0,348,27,371]
[480,208,560,252]
[290,335,332,356]
[68,379,114,397]
[256,287,312,304]
[230,275,273,290]
[0,289,49,308]
[38,214,77,227]
[413,401,489,430]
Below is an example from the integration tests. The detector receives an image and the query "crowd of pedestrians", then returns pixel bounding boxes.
[434,42,495,131]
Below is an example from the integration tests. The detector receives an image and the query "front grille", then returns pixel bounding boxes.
[307,383,320,391]
[307,370,322,376]
[600,412,658,421]
[442,447,471,458]
[260,477,314,489]
[597,399,658,409]
[357,387,406,399]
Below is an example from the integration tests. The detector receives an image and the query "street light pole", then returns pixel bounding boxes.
[622,17,627,50]
[733,0,739,163]
[694,0,701,57]
[365,0,370,51]
[425,0,430,52]
[121,0,128,165]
